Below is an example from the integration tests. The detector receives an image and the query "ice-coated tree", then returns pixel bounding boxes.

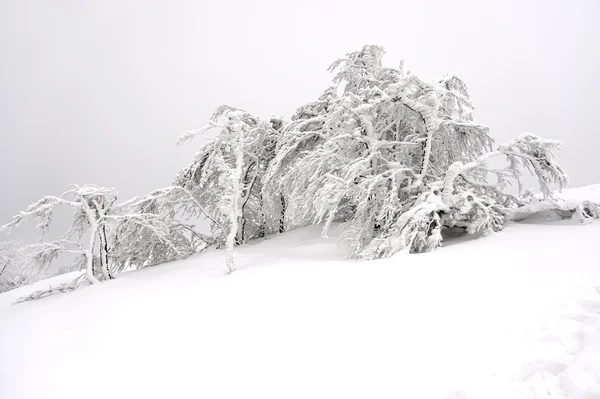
[1,185,120,284]
[175,106,284,272]
[260,45,595,259]
[0,184,211,291]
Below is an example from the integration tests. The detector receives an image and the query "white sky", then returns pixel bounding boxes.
[1,0,599,225]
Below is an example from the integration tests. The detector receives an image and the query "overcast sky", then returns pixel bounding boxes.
[1,0,599,228]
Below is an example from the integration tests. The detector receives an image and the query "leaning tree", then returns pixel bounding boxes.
[0,184,212,292]
[175,106,284,272]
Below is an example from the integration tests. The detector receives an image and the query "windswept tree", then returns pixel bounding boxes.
[175,106,284,271]
[0,184,211,291]
[260,45,593,259]
[1,185,120,284]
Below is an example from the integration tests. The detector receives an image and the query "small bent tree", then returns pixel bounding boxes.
[175,106,284,272]
[1,185,120,285]
[0,184,212,294]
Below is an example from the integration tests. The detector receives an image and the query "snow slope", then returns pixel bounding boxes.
[1,185,599,399]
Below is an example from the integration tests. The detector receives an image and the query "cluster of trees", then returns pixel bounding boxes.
[2,45,598,296]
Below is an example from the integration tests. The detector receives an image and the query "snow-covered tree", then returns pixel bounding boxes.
[260,45,594,259]
[1,185,117,284]
[175,106,284,271]
[0,184,211,290]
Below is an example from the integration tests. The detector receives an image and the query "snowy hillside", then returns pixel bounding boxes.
[1,185,599,399]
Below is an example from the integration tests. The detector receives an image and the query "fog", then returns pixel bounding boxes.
[1,0,599,227]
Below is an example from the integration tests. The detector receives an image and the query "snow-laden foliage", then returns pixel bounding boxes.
[175,106,284,271]
[0,184,210,291]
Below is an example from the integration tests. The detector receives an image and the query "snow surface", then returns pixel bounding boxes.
[1,185,600,399]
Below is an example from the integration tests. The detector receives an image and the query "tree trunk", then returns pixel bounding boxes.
[85,223,100,284]
[279,195,286,233]
[98,224,113,279]
[225,130,245,273]
[238,161,258,245]
[258,193,266,238]
[237,216,245,245]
